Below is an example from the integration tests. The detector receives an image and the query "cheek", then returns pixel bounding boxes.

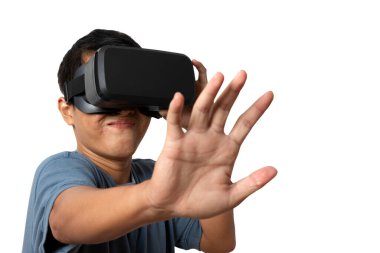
[74,116,104,142]
[138,118,151,138]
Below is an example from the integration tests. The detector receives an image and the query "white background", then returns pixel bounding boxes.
[1,0,379,252]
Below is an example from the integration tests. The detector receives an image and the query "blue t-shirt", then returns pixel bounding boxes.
[22,151,201,253]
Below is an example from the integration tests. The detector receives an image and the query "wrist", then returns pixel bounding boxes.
[141,180,174,221]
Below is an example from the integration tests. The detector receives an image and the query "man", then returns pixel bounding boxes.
[23,29,277,252]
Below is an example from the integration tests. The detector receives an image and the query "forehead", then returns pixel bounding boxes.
[81,50,96,64]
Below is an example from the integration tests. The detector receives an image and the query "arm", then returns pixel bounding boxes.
[200,210,236,253]
[49,182,170,244]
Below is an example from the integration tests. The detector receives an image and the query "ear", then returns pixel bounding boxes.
[58,97,75,126]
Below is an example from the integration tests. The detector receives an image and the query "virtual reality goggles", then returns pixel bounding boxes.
[64,46,196,118]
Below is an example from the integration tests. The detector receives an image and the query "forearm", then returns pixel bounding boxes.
[200,210,236,253]
[49,180,171,244]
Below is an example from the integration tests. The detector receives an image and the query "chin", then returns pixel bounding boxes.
[105,147,132,156]
[105,147,136,159]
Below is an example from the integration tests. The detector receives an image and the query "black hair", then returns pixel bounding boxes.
[57,29,141,93]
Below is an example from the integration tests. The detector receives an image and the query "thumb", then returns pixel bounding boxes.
[230,166,277,207]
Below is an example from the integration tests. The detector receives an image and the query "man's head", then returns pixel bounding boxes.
[57,29,150,163]
[58,29,141,94]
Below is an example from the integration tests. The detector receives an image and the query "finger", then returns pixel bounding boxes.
[166,93,185,140]
[192,59,208,91]
[211,70,247,132]
[188,73,224,129]
[229,91,274,145]
[229,166,277,207]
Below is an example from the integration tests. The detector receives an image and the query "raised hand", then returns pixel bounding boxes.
[159,59,208,129]
[147,70,277,219]
[179,59,208,129]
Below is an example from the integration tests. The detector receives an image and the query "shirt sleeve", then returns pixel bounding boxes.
[173,217,202,250]
[24,153,100,253]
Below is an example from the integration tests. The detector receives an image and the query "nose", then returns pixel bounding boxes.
[116,107,137,116]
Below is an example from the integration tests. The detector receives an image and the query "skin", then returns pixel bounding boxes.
[50,52,277,252]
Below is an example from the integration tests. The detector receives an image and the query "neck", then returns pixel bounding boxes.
[77,147,132,185]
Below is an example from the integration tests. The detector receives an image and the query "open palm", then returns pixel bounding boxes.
[148,71,277,218]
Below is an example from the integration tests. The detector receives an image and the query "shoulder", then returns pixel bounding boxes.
[35,151,94,178]
[33,151,103,188]
[38,151,91,168]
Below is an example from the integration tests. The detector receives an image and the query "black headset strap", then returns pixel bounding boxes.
[63,64,86,101]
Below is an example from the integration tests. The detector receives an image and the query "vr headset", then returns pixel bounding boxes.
[64,46,196,118]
